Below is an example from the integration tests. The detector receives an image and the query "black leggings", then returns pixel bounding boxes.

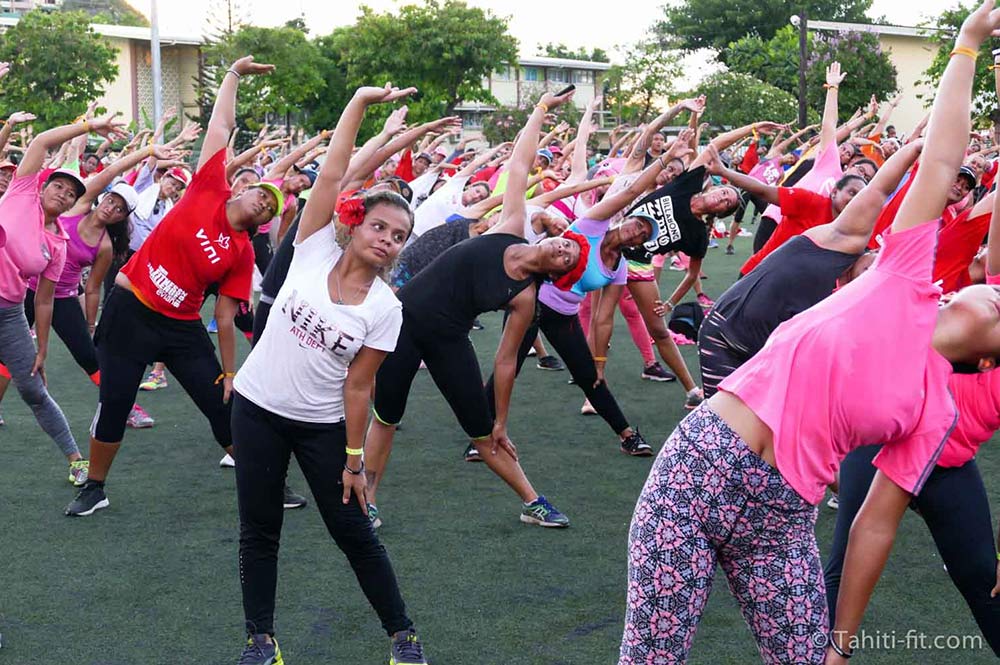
[373,312,493,439]
[93,287,231,445]
[734,191,769,226]
[252,232,274,276]
[102,250,134,304]
[697,309,751,399]
[824,444,1000,656]
[484,301,630,435]
[752,216,778,254]
[24,288,98,376]
[232,393,412,637]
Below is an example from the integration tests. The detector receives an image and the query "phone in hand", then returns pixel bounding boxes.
[554,84,576,97]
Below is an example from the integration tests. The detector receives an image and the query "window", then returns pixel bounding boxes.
[523,67,539,82]
[494,66,512,81]
[572,70,594,84]
[548,68,568,83]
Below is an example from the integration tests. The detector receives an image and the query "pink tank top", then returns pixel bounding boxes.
[28,213,104,299]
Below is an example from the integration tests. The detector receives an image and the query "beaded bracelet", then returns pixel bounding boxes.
[344,461,365,475]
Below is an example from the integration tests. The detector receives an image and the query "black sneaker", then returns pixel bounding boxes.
[390,628,427,664]
[471,318,484,331]
[237,633,284,664]
[283,484,308,509]
[620,428,653,457]
[65,480,109,517]
[463,443,482,462]
[641,362,677,382]
[725,245,735,255]
[537,355,564,371]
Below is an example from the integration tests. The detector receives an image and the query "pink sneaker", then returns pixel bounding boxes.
[697,293,715,309]
[127,404,155,429]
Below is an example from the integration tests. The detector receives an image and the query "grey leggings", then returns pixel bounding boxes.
[0,304,78,457]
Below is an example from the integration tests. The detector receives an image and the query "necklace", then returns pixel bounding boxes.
[333,259,375,305]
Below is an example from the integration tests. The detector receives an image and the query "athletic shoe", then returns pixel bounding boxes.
[219,453,235,468]
[620,429,653,457]
[827,493,839,510]
[536,355,564,371]
[126,404,155,429]
[520,495,569,528]
[367,502,382,529]
[684,387,704,410]
[668,258,685,272]
[207,318,218,334]
[697,293,715,309]
[580,399,597,415]
[463,443,482,462]
[138,371,167,391]
[641,362,676,382]
[390,628,427,665]
[65,480,109,517]
[567,377,575,385]
[725,245,735,255]
[707,238,719,249]
[738,229,753,237]
[68,459,89,486]
[283,484,308,510]
[527,346,538,357]
[237,634,284,665]
[471,318,484,331]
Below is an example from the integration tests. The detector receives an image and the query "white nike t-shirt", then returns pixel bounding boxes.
[234,224,402,423]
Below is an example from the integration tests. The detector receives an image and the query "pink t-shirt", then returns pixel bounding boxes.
[720,218,956,504]
[0,173,69,305]
[762,144,843,221]
[937,271,1000,467]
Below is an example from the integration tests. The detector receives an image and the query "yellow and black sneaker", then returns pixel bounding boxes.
[238,634,284,665]
[390,628,427,665]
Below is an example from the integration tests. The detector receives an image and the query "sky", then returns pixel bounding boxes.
[131,0,952,60]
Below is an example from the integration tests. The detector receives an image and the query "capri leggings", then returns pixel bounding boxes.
[579,290,656,367]
[621,404,825,664]
[484,302,630,435]
[373,311,493,439]
[24,288,99,377]
[824,445,1000,656]
[697,308,752,398]
[92,287,231,445]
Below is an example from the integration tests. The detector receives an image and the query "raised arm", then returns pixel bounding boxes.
[567,96,602,184]
[18,116,125,178]
[624,97,704,174]
[891,3,996,234]
[705,144,780,206]
[198,56,274,172]
[226,138,284,180]
[341,106,409,188]
[67,144,179,215]
[297,83,415,244]
[872,96,899,137]
[528,175,614,208]
[819,62,847,150]
[689,121,783,171]
[454,141,511,180]
[539,120,570,149]
[488,89,575,237]
[0,111,35,157]
[766,123,816,159]
[263,130,328,180]
[989,53,1000,278]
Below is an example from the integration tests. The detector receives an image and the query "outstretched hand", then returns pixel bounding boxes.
[8,111,35,125]
[701,143,723,174]
[538,87,575,112]
[355,82,418,106]
[681,95,706,115]
[382,106,409,136]
[90,114,129,141]
[826,61,846,88]
[960,0,1000,44]
[230,55,275,77]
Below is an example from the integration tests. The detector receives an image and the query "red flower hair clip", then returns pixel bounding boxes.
[339,198,366,228]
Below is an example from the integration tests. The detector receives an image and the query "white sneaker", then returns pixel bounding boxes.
[580,400,597,415]
[827,493,839,510]
[219,453,235,468]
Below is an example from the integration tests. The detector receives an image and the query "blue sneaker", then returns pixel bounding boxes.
[207,318,218,333]
[237,634,283,664]
[390,628,427,664]
[520,495,569,528]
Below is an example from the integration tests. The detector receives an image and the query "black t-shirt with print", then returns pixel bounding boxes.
[622,166,709,262]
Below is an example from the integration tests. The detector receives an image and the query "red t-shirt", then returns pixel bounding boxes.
[982,161,998,192]
[121,149,254,320]
[933,208,990,293]
[395,149,416,182]
[741,188,834,275]
[739,140,759,174]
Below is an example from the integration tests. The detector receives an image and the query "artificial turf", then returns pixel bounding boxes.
[1,227,997,664]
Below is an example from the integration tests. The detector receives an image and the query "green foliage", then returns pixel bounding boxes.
[920,3,995,126]
[60,0,149,27]
[727,26,898,122]
[537,42,610,63]
[692,71,818,128]
[0,10,119,129]
[480,94,581,146]
[603,40,682,124]
[657,0,872,52]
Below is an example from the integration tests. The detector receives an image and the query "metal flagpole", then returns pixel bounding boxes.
[151,0,163,128]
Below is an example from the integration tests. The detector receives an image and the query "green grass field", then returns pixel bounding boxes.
[2,229,998,664]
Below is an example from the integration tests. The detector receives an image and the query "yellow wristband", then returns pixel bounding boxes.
[81,120,91,133]
[214,372,236,385]
[593,356,608,362]
[951,46,979,60]
[823,83,838,90]
[535,103,549,113]
[345,447,364,456]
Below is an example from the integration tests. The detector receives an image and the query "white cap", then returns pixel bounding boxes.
[108,181,139,213]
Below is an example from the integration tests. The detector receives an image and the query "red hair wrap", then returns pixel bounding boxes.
[552,229,590,291]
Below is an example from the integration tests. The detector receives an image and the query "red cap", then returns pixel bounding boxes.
[165,167,190,187]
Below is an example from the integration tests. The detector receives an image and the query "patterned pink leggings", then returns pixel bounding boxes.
[579,291,656,366]
[620,405,827,664]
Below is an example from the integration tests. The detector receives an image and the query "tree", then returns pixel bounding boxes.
[0,10,118,129]
[727,25,898,122]
[537,42,609,63]
[656,0,872,53]
[603,40,682,124]
[205,0,249,38]
[480,97,582,145]
[920,3,995,126]
[691,71,817,128]
[61,0,149,27]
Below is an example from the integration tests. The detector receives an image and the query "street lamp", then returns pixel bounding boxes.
[791,11,807,129]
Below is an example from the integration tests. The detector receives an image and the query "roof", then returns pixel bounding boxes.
[807,19,945,38]
[0,16,203,45]
[516,55,612,71]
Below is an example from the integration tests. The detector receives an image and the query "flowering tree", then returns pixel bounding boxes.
[692,71,818,129]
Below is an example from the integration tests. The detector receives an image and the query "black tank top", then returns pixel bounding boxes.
[713,234,859,356]
[398,233,535,336]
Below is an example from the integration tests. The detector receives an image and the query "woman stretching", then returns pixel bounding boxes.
[231,83,427,665]
[620,6,1000,663]
[365,90,581,529]
[483,131,695,456]
[0,105,125,485]
[66,56,283,517]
